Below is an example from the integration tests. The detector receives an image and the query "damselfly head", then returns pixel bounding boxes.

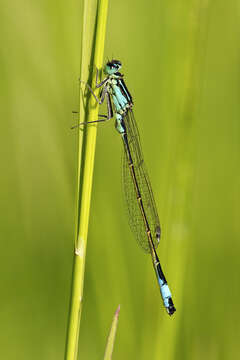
[104,59,122,75]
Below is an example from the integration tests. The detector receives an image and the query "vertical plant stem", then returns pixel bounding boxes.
[65,1,109,359]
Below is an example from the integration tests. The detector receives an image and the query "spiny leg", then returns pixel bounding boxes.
[71,116,111,129]
[80,79,108,105]
[71,93,114,129]
[95,68,108,88]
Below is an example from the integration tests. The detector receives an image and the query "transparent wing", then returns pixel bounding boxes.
[122,110,161,253]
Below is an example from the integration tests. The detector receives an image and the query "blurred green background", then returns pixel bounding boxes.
[1,0,240,359]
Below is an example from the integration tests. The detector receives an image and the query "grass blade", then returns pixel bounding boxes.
[104,305,121,360]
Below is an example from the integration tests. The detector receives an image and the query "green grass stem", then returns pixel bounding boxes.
[103,305,120,360]
[64,1,109,359]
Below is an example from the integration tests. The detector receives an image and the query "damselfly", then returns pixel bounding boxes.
[73,60,176,316]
